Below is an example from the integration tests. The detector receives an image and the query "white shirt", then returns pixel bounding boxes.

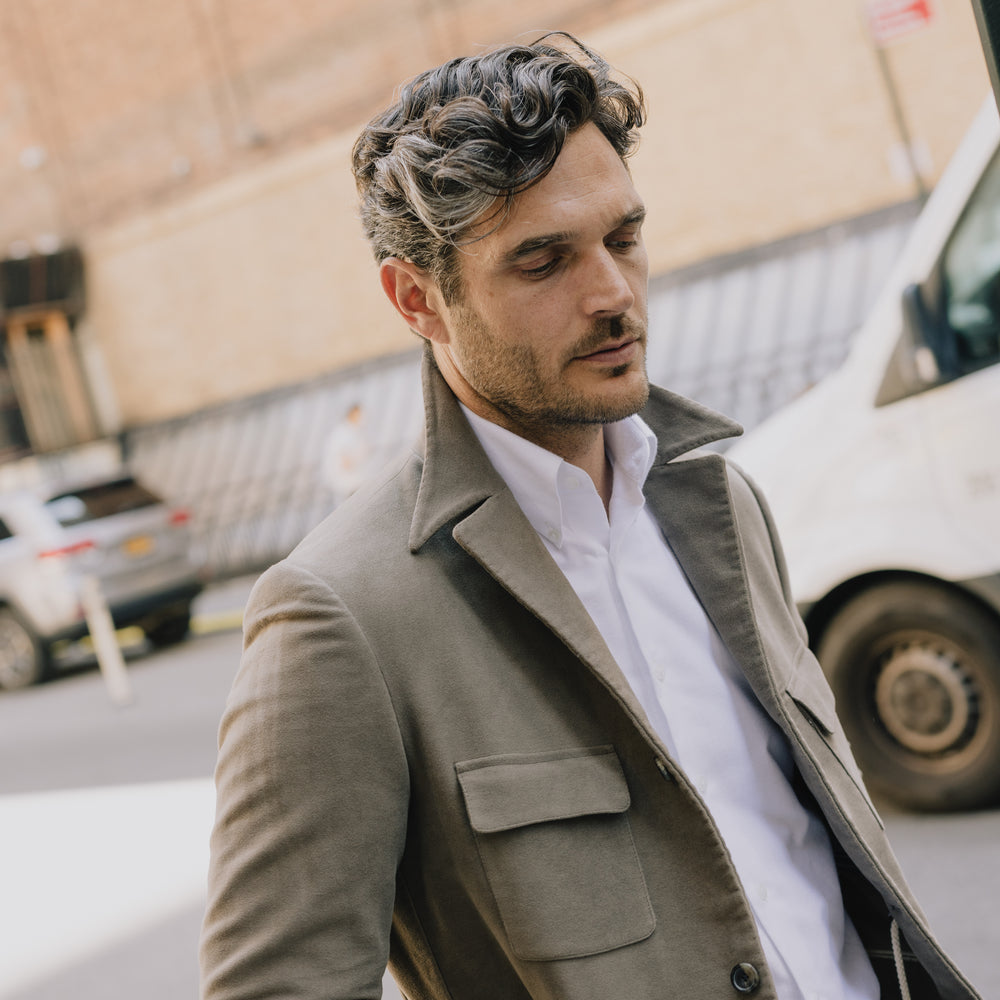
[462,405,880,1000]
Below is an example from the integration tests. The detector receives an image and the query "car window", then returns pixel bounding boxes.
[940,149,1000,374]
[45,477,161,526]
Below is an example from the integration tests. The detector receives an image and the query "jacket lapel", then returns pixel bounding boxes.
[451,494,648,718]
[643,453,778,713]
[408,350,775,741]
[409,352,659,731]
[630,384,776,704]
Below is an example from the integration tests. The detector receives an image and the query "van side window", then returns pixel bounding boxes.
[940,150,1000,375]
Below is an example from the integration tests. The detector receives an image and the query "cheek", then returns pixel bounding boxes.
[628,247,649,285]
[462,283,576,363]
[626,258,649,318]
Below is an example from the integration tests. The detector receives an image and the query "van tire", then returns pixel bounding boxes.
[816,581,1000,812]
[0,608,49,691]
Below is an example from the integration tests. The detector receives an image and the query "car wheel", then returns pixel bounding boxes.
[0,608,48,691]
[145,608,192,648]
[816,581,1000,812]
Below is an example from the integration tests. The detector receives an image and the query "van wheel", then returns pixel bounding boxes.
[816,581,1000,812]
[0,609,48,691]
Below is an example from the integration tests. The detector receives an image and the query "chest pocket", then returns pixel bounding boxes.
[456,745,655,962]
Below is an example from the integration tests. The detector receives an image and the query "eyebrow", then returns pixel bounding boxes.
[501,206,647,266]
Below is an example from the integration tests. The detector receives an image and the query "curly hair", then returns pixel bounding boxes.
[351,33,645,303]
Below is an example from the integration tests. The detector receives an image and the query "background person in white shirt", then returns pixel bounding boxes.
[322,403,376,506]
[202,34,981,1000]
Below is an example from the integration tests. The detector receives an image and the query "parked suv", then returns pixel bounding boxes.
[0,473,204,690]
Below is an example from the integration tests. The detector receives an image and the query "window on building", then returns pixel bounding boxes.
[0,247,98,456]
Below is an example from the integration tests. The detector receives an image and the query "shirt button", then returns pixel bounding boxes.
[730,963,761,994]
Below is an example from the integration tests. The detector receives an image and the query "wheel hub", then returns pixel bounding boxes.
[874,642,976,755]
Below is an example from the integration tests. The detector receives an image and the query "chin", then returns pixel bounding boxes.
[584,377,650,424]
[611,368,650,409]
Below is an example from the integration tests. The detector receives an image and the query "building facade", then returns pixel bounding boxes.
[0,0,991,445]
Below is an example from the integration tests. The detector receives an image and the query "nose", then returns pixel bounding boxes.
[581,248,636,317]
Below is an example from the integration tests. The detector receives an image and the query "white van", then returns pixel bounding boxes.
[728,99,1000,812]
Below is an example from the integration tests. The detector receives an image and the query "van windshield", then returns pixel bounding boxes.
[941,148,1000,372]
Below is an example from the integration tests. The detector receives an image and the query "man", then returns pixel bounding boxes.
[201,35,980,1000]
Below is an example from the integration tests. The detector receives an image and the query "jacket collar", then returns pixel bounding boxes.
[408,347,742,552]
[408,348,758,756]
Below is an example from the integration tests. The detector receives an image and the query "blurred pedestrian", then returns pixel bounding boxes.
[321,402,374,506]
[201,33,980,1000]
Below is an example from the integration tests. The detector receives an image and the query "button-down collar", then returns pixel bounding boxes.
[460,404,657,550]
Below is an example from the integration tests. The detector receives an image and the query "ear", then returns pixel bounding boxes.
[379,258,450,344]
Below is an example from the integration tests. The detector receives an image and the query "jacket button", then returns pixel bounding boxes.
[654,757,672,780]
[731,962,761,993]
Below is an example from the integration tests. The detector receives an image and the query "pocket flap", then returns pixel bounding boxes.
[786,648,838,736]
[457,746,630,834]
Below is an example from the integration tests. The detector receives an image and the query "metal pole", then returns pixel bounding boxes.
[80,574,134,707]
[872,41,929,200]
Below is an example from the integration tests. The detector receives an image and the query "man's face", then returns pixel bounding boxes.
[431,123,650,448]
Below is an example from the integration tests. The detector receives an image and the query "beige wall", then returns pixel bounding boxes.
[79,0,990,424]
[596,0,989,272]
[86,133,405,425]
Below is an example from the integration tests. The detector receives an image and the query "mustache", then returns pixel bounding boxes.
[573,315,646,356]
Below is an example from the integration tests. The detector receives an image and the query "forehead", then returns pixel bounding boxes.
[474,124,643,265]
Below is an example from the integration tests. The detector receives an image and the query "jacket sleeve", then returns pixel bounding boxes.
[200,560,410,999]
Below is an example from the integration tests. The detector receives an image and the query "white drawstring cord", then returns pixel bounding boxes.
[890,919,912,1000]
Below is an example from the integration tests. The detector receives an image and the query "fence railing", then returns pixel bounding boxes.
[124,349,423,580]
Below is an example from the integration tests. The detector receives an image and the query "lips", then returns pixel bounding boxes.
[577,338,640,365]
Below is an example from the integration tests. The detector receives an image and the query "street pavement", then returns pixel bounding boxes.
[0,576,406,1000]
[0,577,994,999]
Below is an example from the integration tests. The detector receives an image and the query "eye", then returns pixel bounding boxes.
[520,257,561,279]
[607,230,641,252]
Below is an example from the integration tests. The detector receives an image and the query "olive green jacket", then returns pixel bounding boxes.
[201,353,979,999]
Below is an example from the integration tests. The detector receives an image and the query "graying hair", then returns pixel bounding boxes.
[351,33,645,303]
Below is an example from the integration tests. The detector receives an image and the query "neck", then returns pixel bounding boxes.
[437,354,616,511]
[535,424,614,515]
